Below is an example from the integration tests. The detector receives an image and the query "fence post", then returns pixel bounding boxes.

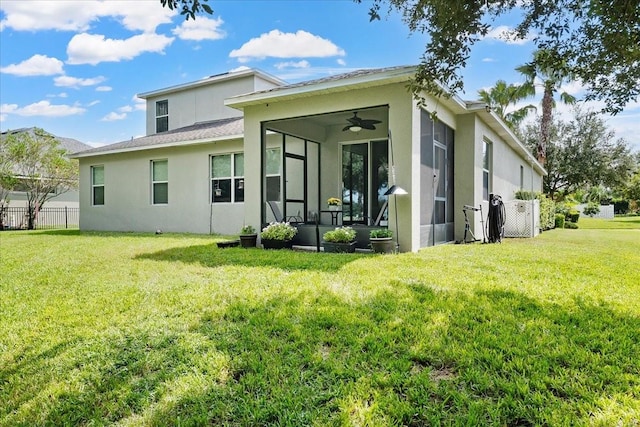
[65,206,68,229]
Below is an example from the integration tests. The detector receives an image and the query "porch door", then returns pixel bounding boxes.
[342,141,388,225]
[433,142,447,244]
[284,136,306,221]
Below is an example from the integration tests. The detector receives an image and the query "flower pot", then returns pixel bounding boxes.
[322,241,356,253]
[239,234,257,248]
[261,238,293,250]
[328,205,340,211]
[370,237,395,254]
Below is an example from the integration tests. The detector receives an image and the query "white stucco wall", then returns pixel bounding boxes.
[143,75,275,135]
[78,139,247,235]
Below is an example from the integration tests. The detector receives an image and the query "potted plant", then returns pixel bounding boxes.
[322,226,357,253]
[369,228,394,254]
[239,225,257,248]
[327,197,342,211]
[260,221,297,249]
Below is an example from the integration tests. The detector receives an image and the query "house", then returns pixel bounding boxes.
[71,66,545,252]
[1,127,90,209]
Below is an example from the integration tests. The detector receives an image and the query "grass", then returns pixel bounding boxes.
[1,223,639,426]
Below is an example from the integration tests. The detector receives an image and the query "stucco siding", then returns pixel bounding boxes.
[78,139,246,235]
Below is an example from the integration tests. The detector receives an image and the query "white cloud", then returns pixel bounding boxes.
[337,59,346,66]
[87,100,101,107]
[0,0,174,33]
[274,60,310,70]
[118,105,133,113]
[54,75,106,88]
[228,66,251,73]
[67,32,174,65]
[230,30,346,63]
[101,112,127,122]
[96,86,112,92]
[482,57,496,63]
[2,100,86,117]
[133,96,146,111]
[172,16,226,41]
[484,25,533,45]
[0,54,64,76]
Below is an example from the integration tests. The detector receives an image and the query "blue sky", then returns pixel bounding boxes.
[1,0,638,152]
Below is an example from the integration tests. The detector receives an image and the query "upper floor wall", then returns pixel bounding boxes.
[139,70,284,136]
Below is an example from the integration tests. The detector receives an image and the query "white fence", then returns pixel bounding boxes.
[575,204,615,219]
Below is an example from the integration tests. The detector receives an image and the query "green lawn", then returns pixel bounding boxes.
[1,223,639,426]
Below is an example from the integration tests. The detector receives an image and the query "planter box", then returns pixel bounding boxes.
[262,238,293,250]
[322,241,356,253]
[239,234,257,248]
[370,237,394,254]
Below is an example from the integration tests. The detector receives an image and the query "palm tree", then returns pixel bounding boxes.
[477,80,536,130]
[517,49,577,166]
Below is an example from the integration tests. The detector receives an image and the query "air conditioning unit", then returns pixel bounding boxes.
[503,199,540,238]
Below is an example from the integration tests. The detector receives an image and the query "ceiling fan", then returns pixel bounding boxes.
[342,112,381,132]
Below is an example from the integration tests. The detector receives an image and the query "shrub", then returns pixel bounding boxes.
[515,190,538,200]
[554,213,565,229]
[567,210,580,223]
[240,225,256,235]
[539,195,555,230]
[261,222,297,240]
[582,203,600,217]
[564,221,579,229]
[370,228,393,238]
[323,226,356,243]
[614,199,630,214]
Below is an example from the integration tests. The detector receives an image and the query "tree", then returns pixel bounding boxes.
[363,0,639,115]
[160,0,212,20]
[0,137,18,230]
[516,49,576,166]
[2,128,79,229]
[520,108,634,200]
[477,80,536,130]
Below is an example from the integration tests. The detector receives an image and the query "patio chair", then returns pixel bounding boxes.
[267,201,304,223]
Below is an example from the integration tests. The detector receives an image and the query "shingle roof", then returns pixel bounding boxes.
[72,116,244,157]
[248,66,415,97]
[0,127,92,155]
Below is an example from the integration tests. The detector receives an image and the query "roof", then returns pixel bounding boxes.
[137,68,286,99]
[70,117,243,158]
[0,127,91,155]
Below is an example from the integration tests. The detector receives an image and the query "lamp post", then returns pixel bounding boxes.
[384,130,408,252]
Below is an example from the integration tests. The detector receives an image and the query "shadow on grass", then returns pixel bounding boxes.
[4,282,638,426]
[135,242,371,272]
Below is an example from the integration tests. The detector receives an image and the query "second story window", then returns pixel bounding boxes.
[156,100,168,133]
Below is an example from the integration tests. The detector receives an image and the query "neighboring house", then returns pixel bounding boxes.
[71,66,545,252]
[1,127,90,209]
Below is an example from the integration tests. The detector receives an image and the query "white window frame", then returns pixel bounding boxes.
[211,153,245,203]
[155,100,168,133]
[91,165,105,206]
[482,139,492,201]
[151,159,168,205]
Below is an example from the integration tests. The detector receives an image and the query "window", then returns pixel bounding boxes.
[265,148,281,201]
[482,140,491,201]
[151,160,168,204]
[211,153,244,203]
[156,100,168,133]
[91,165,104,205]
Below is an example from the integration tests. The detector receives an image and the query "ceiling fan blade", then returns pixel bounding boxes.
[361,119,382,126]
[342,125,353,131]
[362,123,376,130]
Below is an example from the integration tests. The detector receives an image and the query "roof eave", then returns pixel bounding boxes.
[70,133,243,159]
[225,66,419,110]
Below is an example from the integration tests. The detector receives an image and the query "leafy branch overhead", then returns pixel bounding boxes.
[360,0,639,114]
[160,0,213,20]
